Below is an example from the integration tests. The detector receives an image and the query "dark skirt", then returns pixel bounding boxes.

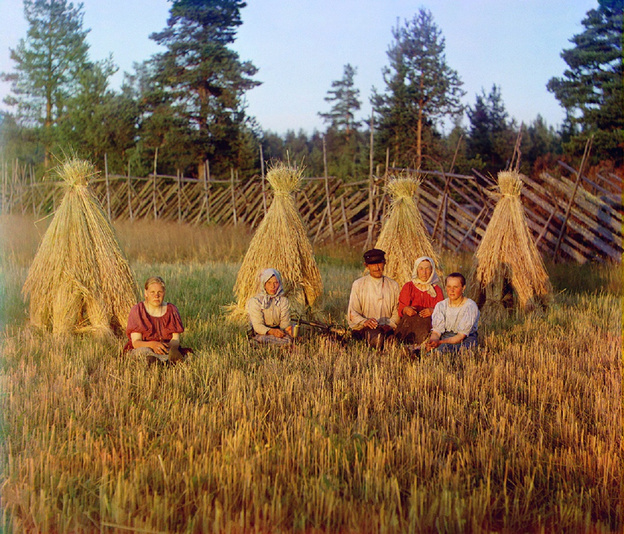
[394,314,432,344]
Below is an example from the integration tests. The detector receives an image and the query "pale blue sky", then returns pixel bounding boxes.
[0,0,597,134]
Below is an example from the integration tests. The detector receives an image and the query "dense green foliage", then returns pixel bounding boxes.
[0,1,621,179]
[371,9,465,169]
[547,0,623,164]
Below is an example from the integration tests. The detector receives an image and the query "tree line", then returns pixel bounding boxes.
[1,0,622,182]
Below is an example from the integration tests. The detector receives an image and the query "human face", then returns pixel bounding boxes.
[445,276,465,303]
[264,276,280,295]
[367,262,385,279]
[416,260,433,282]
[145,283,165,307]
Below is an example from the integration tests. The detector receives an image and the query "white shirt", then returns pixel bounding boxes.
[347,274,400,330]
[431,298,479,337]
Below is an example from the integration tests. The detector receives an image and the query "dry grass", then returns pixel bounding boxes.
[21,158,137,336]
[375,174,440,287]
[231,162,323,320]
[469,171,552,314]
[0,218,621,533]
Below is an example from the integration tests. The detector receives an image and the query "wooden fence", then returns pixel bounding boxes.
[1,159,621,263]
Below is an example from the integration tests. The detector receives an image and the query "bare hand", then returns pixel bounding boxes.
[268,328,285,338]
[363,318,378,329]
[403,306,417,317]
[149,341,169,355]
[426,339,441,350]
[419,308,433,318]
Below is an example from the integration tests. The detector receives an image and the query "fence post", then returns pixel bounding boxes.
[127,160,134,221]
[367,111,374,249]
[322,136,334,239]
[553,137,592,262]
[230,167,238,225]
[341,197,350,246]
[152,147,158,220]
[177,169,182,223]
[260,145,267,215]
[104,153,111,220]
[204,160,210,223]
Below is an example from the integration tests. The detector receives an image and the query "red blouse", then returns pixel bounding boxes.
[398,282,444,317]
[124,302,184,351]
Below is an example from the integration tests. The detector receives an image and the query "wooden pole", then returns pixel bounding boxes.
[30,165,36,217]
[104,153,111,220]
[230,167,238,225]
[1,159,6,215]
[260,144,267,215]
[153,147,158,220]
[385,146,390,177]
[322,136,334,239]
[127,160,133,221]
[553,137,592,262]
[177,169,182,223]
[340,197,350,246]
[367,111,374,249]
[205,160,211,222]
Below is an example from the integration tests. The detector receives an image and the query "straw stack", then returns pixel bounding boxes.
[23,157,138,337]
[230,162,323,320]
[375,174,440,287]
[469,170,551,313]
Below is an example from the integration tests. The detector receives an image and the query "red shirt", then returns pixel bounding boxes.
[398,282,444,317]
[124,301,184,351]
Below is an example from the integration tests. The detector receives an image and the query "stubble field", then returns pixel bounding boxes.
[0,215,621,533]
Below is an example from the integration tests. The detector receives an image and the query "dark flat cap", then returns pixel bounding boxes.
[363,248,386,264]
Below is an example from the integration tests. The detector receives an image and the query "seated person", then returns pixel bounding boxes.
[347,248,399,350]
[426,272,479,353]
[395,256,444,345]
[247,268,293,346]
[125,276,192,363]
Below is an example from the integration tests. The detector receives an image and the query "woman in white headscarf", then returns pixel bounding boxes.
[395,256,444,346]
[246,268,293,345]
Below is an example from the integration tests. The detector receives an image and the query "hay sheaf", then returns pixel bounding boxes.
[469,170,551,310]
[22,158,138,336]
[229,163,323,321]
[375,174,440,287]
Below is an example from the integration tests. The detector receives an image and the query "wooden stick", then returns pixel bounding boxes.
[152,148,158,220]
[553,136,592,262]
[341,197,350,246]
[367,111,374,250]
[260,144,267,215]
[127,160,133,221]
[177,169,182,223]
[230,167,238,225]
[322,136,334,239]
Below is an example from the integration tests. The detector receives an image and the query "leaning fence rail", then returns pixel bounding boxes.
[1,160,621,263]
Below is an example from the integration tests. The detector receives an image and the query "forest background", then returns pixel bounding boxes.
[0,0,622,184]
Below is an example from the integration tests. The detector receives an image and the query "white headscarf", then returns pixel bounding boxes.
[257,268,285,309]
[410,256,440,298]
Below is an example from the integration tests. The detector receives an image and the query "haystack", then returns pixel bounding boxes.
[22,157,137,336]
[375,174,440,287]
[230,162,323,320]
[469,170,551,314]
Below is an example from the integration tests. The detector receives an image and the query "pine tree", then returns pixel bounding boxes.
[547,0,623,163]
[318,64,362,137]
[1,0,91,167]
[148,0,260,176]
[371,9,465,168]
[466,85,515,174]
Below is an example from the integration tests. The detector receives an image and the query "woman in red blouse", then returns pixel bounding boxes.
[395,257,444,345]
[125,276,191,363]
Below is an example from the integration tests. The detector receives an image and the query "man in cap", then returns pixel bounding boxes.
[347,248,400,349]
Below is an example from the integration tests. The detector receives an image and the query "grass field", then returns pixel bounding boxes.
[0,215,621,533]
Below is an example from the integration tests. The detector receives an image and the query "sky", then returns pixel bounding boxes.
[0,0,598,135]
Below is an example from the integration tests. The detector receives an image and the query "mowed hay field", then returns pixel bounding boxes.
[0,214,621,533]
